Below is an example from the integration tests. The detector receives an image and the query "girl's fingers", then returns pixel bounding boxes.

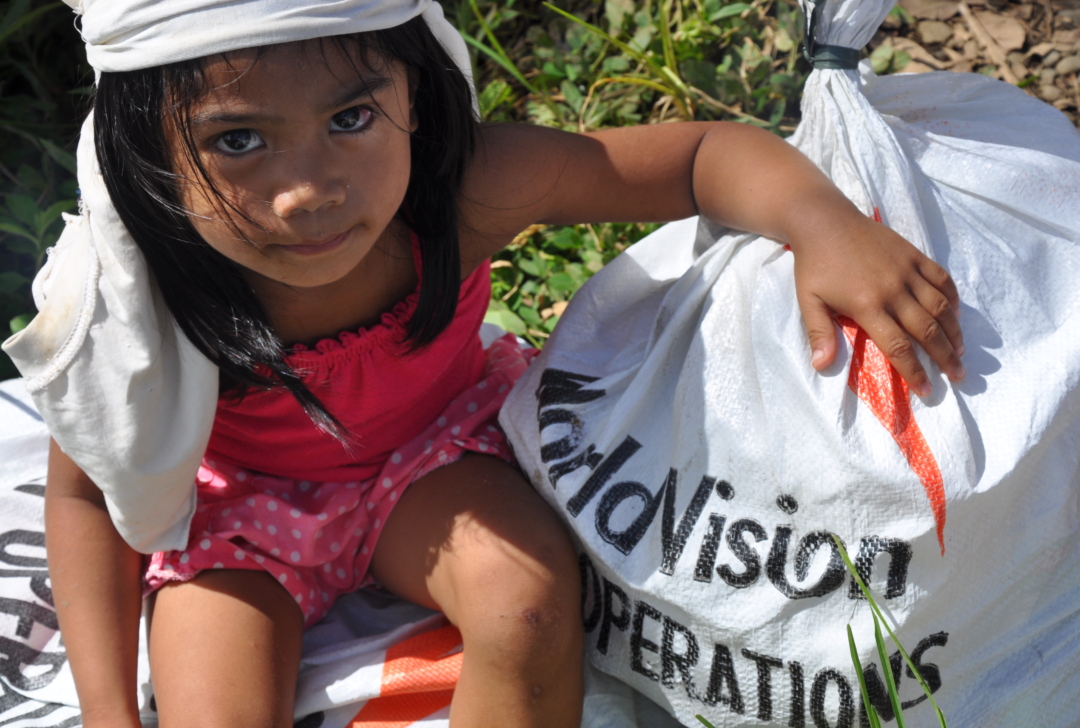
[895,295,965,386]
[912,277,964,358]
[799,293,839,370]
[866,314,932,396]
[917,257,961,314]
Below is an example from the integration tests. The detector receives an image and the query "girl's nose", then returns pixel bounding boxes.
[271,153,347,218]
[273,181,346,218]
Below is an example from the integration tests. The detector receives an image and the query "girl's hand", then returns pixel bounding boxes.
[788,207,964,397]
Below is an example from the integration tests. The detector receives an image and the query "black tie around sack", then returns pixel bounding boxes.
[802,0,862,70]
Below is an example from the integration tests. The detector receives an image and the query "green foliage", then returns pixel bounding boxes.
[869,42,911,75]
[0,0,86,377]
[456,0,808,132]
[485,222,658,347]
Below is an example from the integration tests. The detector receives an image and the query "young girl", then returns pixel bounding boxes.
[15,2,966,727]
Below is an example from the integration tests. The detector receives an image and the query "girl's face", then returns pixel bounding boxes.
[174,41,417,290]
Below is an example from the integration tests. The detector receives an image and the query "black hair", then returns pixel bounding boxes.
[93,17,478,437]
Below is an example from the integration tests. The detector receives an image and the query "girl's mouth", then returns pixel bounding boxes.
[284,230,350,256]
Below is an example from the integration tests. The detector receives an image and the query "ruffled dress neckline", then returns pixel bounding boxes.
[285,231,423,361]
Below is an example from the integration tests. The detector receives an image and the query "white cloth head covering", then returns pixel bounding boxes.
[2,0,476,553]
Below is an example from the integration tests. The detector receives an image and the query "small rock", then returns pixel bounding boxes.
[1040,84,1063,102]
[1041,68,1058,85]
[1007,51,1025,66]
[1057,55,1080,76]
[1045,50,1062,67]
[918,20,953,45]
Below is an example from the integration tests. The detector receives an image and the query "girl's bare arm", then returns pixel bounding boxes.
[46,440,143,728]
[459,122,963,397]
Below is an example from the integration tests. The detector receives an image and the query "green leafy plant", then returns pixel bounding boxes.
[485,222,659,347]
[869,42,912,75]
[0,0,87,376]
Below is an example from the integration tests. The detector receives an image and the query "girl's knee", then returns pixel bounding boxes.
[445,531,583,658]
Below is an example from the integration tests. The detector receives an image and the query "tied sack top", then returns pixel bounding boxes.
[207,235,491,482]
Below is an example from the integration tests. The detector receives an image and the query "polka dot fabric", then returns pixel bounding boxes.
[144,334,536,626]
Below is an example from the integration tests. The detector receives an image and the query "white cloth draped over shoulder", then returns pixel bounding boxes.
[1,0,477,554]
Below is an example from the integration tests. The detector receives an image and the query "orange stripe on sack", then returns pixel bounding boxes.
[840,315,947,555]
[349,625,464,727]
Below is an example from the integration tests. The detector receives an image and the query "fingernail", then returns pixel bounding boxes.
[957,343,965,357]
[953,365,966,381]
[917,383,932,397]
[812,348,825,366]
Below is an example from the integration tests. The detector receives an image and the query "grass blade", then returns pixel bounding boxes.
[468,0,512,68]
[849,625,882,728]
[872,610,905,728]
[659,0,678,75]
[833,535,949,728]
[462,35,539,95]
[587,75,677,97]
[695,716,716,728]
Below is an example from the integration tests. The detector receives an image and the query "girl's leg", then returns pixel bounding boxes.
[371,454,584,728]
[148,569,305,728]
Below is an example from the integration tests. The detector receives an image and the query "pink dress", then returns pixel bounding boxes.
[144,237,535,625]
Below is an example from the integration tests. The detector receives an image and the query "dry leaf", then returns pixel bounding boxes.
[1025,41,1056,59]
[897,60,938,73]
[551,301,568,317]
[899,0,959,21]
[974,11,1026,52]
[893,37,947,68]
[951,23,972,44]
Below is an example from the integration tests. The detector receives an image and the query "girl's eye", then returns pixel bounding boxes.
[214,129,264,155]
[330,107,373,133]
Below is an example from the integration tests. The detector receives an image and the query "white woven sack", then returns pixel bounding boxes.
[500,1,1080,726]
